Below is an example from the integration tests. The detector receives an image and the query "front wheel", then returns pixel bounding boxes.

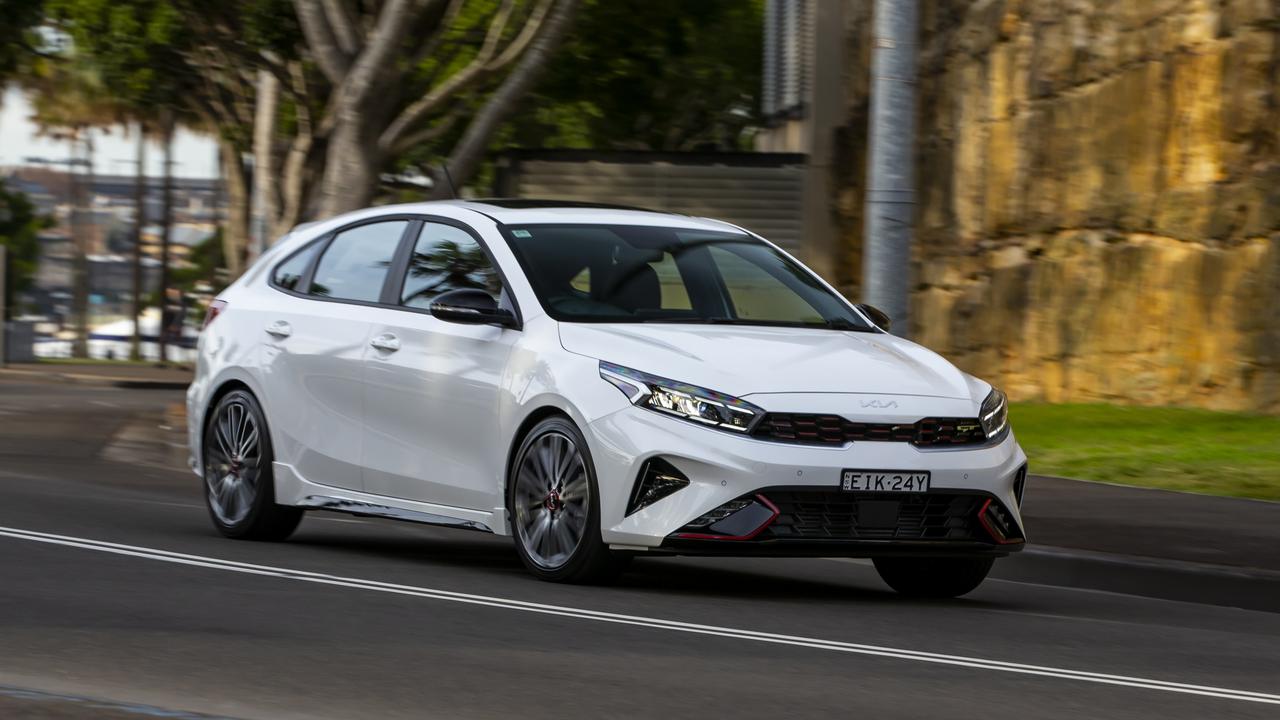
[508,416,628,583]
[873,556,995,598]
[202,389,303,541]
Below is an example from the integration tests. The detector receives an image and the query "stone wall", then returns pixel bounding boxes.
[834,0,1280,412]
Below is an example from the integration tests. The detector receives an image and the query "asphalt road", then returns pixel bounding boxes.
[0,378,1277,719]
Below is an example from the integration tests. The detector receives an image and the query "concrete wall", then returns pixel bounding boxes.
[835,0,1280,412]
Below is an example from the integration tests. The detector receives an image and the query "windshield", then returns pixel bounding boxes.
[501,224,874,330]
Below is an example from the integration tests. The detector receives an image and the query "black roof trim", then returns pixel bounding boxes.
[465,198,661,213]
[494,147,803,166]
[496,149,807,167]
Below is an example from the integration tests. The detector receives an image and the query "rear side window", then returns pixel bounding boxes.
[400,222,501,309]
[273,242,320,291]
[310,221,408,302]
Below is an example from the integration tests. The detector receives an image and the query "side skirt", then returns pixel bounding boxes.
[272,462,501,535]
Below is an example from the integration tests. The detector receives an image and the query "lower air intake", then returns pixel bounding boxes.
[676,489,1025,544]
[626,457,690,516]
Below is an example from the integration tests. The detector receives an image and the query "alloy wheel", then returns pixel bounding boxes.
[204,399,262,526]
[513,431,590,569]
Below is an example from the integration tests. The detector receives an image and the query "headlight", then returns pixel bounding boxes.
[599,361,764,433]
[979,388,1009,439]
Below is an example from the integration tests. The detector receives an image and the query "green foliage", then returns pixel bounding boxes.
[42,0,299,140]
[24,53,131,136]
[397,0,765,180]
[513,0,764,151]
[44,0,187,109]
[1011,403,1280,500]
[0,0,46,84]
[0,179,52,309]
[170,229,227,294]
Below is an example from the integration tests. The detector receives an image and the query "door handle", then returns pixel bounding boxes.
[265,320,292,338]
[370,333,401,352]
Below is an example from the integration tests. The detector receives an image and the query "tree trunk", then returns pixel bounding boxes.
[316,117,380,218]
[293,0,580,213]
[433,0,580,197]
[158,120,174,365]
[219,141,250,278]
[69,132,91,359]
[130,124,146,361]
[251,69,279,263]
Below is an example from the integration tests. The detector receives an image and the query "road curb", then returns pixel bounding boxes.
[0,367,189,391]
[995,544,1280,613]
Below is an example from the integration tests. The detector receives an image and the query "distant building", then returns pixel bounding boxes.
[4,165,220,317]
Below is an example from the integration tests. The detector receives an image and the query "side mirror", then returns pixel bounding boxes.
[855,303,892,332]
[429,288,519,329]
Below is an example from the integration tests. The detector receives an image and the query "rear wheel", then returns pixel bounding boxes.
[203,389,303,541]
[873,556,994,598]
[509,416,628,583]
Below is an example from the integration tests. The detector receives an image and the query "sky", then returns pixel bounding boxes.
[0,86,219,179]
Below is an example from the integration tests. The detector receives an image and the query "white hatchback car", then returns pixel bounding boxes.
[189,200,1027,596]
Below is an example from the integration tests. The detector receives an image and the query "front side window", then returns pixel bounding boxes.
[310,221,408,302]
[503,224,872,330]
[400,222,502,309]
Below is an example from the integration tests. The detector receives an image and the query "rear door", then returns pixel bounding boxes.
[260,218,412,491]
[359,219,518,511]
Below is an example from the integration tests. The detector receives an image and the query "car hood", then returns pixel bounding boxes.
[558,323,975,400]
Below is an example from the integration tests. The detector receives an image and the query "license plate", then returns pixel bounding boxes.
[841,470,930,493]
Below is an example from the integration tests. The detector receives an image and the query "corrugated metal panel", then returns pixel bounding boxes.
[508,158,805,252]
[763,0,811,119]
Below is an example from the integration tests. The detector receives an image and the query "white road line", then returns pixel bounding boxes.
[2,525,1277,706]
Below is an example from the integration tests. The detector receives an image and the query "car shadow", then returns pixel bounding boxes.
[280,518,1008,610]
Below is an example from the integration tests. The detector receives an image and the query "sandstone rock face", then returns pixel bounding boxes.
[835,0,1280,412]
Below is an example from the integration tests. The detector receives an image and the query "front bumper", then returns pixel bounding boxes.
[586,404,1028,554]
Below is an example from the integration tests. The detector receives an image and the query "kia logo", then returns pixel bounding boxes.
[861,399,898,409]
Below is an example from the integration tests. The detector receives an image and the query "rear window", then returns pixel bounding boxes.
[272,242,321,291]
[309,221,408,303]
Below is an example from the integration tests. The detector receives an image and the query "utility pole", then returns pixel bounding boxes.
[130,124,147,361]
[158,116,174,365]
[861,0,919,336]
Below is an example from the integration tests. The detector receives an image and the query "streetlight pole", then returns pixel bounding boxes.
[861,0,919,336]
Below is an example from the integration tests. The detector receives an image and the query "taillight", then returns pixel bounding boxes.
[202,299,228,330]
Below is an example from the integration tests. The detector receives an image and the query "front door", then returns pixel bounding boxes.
[360,220,517,511]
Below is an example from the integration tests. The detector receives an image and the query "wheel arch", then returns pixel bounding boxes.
[503,405,574,520]
[195,371,270,472]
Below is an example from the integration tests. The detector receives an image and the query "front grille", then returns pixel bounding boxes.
[751,413,988,448]
[763,490,1001,541]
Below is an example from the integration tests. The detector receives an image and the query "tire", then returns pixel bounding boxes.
[872,556,995,598]
[508,415,629,583]
[202,389,303,541]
